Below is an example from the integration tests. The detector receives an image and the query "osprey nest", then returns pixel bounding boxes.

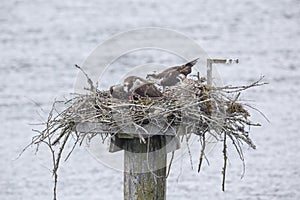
[28,63,267,197]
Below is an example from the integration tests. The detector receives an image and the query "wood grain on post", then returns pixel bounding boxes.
[123,136,167,200]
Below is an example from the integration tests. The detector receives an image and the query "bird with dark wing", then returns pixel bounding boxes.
[123,76,146,93]
[146,58,199,91]
[110,76,162,100]
[124,76,162,100]
[133,82,162,99]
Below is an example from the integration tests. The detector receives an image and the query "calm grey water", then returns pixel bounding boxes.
[1,0,300,199]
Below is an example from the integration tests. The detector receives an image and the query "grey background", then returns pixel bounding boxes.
[1,0,299,199]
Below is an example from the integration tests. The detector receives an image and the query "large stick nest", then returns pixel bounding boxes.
[42,76,264,147]
[26,67,267,199]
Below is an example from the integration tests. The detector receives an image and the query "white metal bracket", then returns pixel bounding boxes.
[207,58,239,85]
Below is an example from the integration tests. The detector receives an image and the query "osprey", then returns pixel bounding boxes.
[124,76,162,99]
[110,76,162,100]
[123,76,147,93]
[110,84,130,100]
[146,58,199,90]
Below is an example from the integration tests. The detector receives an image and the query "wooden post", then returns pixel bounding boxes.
[76,120,180,200]
[123,136,167,200]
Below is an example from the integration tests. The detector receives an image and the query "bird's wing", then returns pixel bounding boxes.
[160,70,181,86]
[160,66,180,74]
[148,66,180,79]
[134,83,162,97]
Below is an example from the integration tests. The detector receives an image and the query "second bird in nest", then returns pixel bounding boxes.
[124,76,162,99]
[110,76,162,100]
[146,58,199,91]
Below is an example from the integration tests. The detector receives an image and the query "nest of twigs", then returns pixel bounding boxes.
[26,66,267,199]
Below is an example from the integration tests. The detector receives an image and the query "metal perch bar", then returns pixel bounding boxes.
[207,58,239,85]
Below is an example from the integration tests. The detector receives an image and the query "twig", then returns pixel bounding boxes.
[75,64,95,92]
[222,132,227,192]
[167,151,175,178]
[198,133,206,173]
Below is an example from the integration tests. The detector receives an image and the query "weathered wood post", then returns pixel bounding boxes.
[109,125,180,200]
[77,122,179,200]
[123,136,167,200]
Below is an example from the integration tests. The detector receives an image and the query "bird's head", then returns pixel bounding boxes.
[146,72,158,80]
[123,76,147,92]
[110,84,127,95]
